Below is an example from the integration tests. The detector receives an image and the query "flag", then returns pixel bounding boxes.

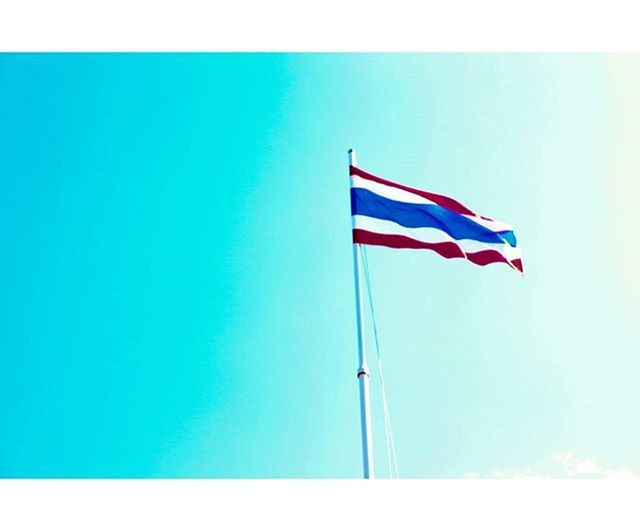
[350,165,523,274]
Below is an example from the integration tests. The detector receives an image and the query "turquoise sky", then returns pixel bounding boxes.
[1,53,639,478]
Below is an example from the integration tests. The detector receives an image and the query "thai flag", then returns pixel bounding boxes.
[350,165,523,274]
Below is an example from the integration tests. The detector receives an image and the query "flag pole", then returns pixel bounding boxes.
[349,148,374,479]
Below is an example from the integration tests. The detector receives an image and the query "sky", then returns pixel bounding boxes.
[0,53,639,478]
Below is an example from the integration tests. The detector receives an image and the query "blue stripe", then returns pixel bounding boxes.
[499,230,517,246]
[351,187,517,246]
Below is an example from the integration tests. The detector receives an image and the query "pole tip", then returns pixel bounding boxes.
[348,148,357,167]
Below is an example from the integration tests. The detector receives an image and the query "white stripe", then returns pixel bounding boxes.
[463,214,513,233]
[353,215,521,261]
[351,175,436,205]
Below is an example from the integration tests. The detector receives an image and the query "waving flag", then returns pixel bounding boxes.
[350,165,523,274]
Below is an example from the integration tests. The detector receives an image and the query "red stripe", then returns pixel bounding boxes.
[465,252,523,273]
[353,229,465,259]
[353,229,523,273]
[465,249,509,267]
[350,165,477,217]
[467,252,524,274]
[512,258,524,273]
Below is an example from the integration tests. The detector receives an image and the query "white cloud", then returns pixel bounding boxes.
[464,469,551,479]
[553,452,638,479]
[492,469,550,479]
[464,452,638,479]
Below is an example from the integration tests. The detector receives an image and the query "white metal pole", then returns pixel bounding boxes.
[348,148,374,479]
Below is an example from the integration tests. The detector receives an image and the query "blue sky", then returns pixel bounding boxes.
[1,53,638,478]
